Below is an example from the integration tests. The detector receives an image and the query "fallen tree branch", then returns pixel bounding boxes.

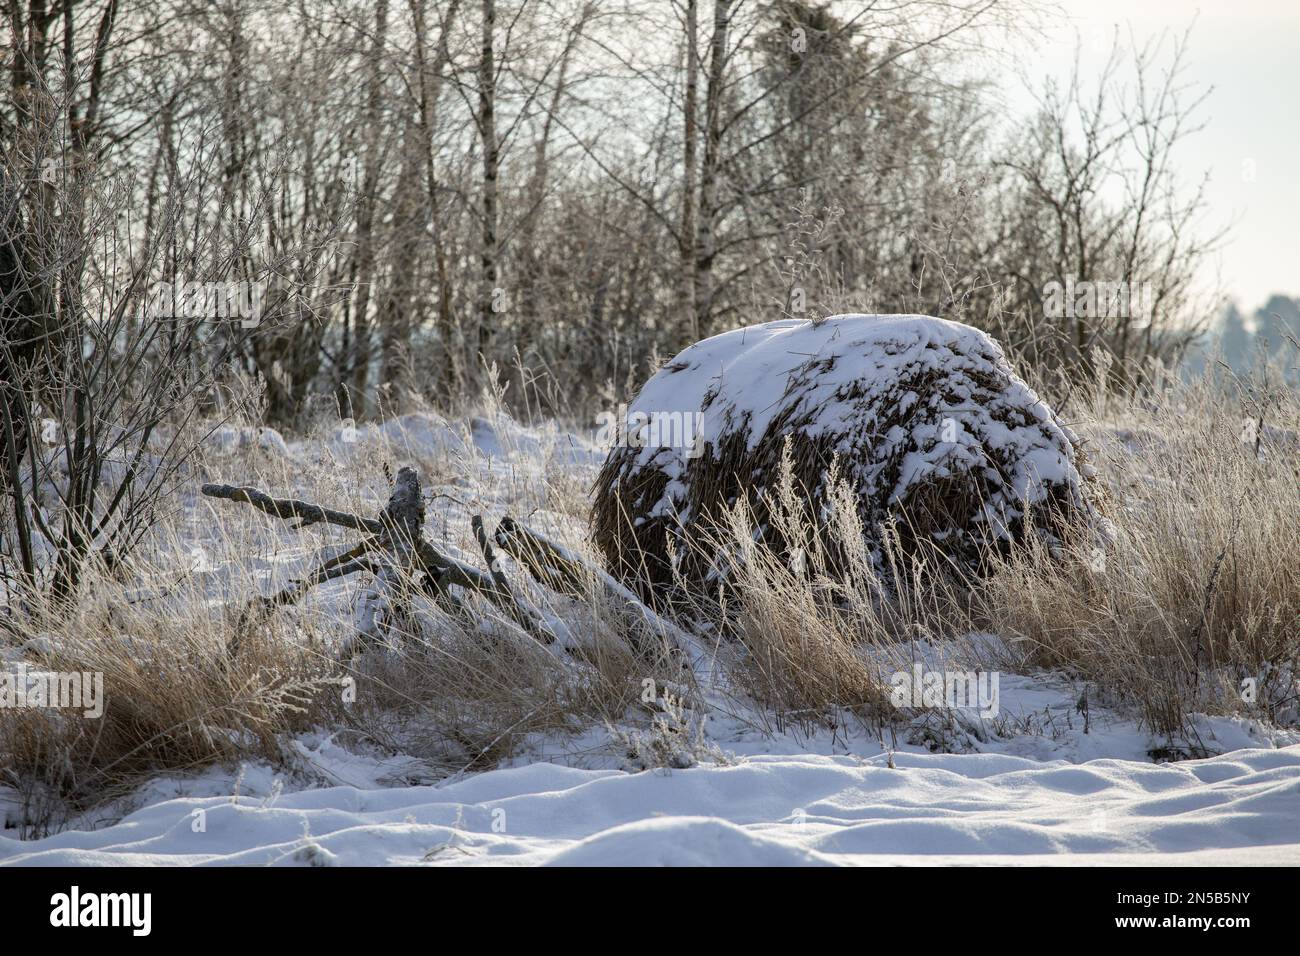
[229,544,383,658]
[204,469,552,652]
[202,483,382,534]
[494,515,708,668]
[472,515,552,643]
[259,544,381,610]
[414,535,551,644]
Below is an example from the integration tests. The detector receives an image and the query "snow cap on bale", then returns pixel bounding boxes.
[592,314,1092,596]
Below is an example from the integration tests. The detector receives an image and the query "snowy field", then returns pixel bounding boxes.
[4,742,1298,865]
[2,406,1298,866]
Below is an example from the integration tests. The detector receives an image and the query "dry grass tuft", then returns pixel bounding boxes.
[0,582,344,835]
[975,366,1300,736]
[676,449,977,735]
[334,568,674,772]
[671,357,1300,742]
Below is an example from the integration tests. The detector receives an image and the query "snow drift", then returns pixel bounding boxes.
[5,745,1298,866]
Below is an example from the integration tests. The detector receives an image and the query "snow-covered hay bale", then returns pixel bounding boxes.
[592,314,1092,596]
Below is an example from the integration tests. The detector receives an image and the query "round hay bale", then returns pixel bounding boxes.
[591,314,1093,597]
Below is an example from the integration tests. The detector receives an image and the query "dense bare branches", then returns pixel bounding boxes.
[11,0,1217,421]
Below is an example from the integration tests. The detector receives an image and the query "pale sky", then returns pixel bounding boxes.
[1013,0,1299,314]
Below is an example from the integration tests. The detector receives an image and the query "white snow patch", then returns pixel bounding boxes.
[2,746,1297,866]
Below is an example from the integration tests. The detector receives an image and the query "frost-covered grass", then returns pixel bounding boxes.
[1,360,1297,850]
[686,364,1299,745]
[980,370,1300,738]
[1,397,682,833]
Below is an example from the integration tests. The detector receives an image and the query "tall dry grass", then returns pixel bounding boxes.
[0,579,344,836]
[675,357,1299,742]
[1,390,680,832]
[679,442,978,737]
[977,363,1300,736]
[2,358,1296,837]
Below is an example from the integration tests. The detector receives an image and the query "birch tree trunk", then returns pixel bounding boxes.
[692,0,731,340]
[475,0,499,376]
[348,0,391,418]
[680,0,699,341]
[411,0,462,395]
[378,116,425,411]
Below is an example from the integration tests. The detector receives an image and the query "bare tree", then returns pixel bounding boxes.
[988,28,1225,388]
[475,0,499,374]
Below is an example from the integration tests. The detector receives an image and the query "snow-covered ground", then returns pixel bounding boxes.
[4,743,1298,865]
[3,407,1298,866]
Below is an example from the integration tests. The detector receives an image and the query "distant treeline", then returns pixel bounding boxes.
[1208,296,1300,376]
